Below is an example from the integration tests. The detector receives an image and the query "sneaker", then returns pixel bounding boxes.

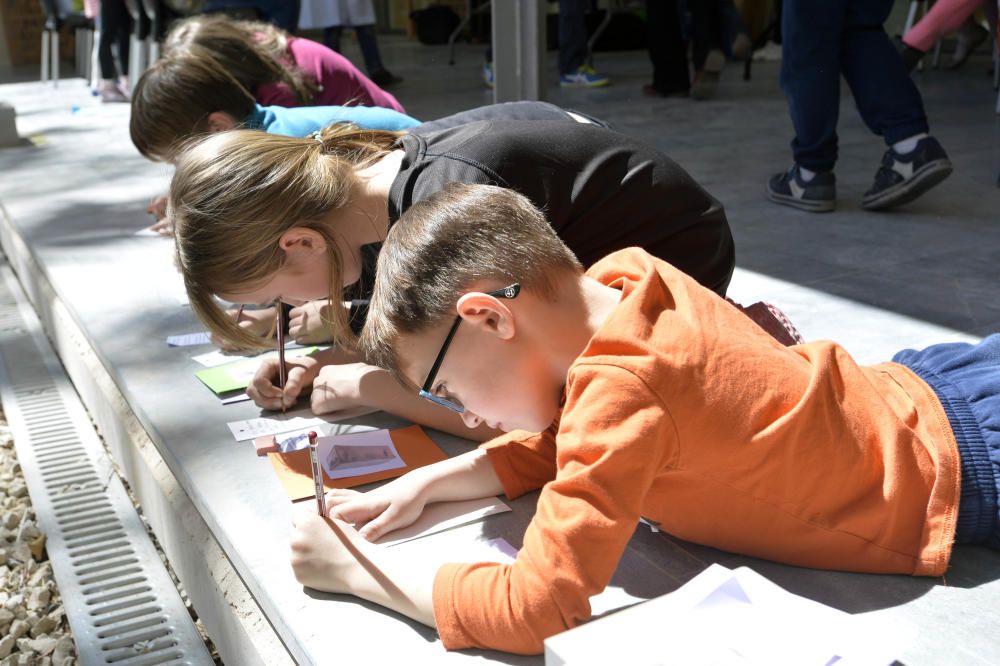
[767,165,836,213]
[690,49,725,100]
[731,32,753,60]
[949,20,988,70]
[99,80,128,103]
[369,68,402,87]
[861,137,952,211]
[559,65,610,88]
[483,61,494,88]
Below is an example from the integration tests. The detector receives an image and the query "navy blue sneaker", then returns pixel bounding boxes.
[861,137,952,211]
[767,165,836,213]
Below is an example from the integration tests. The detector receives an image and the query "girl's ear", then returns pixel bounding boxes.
[278,228,328,255]
[455,292,515,340]
[206,111,238,133]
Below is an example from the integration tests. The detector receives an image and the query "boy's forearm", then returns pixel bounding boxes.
[349,544,438,628]
[413,449,504,505]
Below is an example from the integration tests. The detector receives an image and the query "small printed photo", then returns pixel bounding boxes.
[318,429,406,480]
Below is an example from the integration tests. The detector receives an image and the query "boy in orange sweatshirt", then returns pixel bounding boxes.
[289,183,999,655]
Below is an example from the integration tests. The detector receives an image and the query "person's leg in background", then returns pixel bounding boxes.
[98,0,130,102]
[900,0,984,70]
[842,0,951,210]
[559,0,610,87]
[323,25,344,52]
[644,0,690,97]
[354,25,402,86]
[689,0,726,100]
[767,0,845,212]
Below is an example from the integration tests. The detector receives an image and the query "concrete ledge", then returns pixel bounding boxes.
[0,205,294,666]
[0,102,18,147]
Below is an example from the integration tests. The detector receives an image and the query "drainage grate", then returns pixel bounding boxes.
[0,261,214,666]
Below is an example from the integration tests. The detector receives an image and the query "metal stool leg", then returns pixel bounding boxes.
[41,31,50,83]
[53,32,60,87]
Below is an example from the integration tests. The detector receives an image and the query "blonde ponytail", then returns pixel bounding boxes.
[170,126,404,350]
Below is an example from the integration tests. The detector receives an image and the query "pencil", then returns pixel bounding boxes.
[235,304,245,323]
[308,431,326,517]
[276,302,286,414]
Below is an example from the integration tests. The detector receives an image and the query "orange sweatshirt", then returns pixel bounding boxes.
[432,248,960,654]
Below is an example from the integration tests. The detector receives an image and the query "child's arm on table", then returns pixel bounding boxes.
[289,449,503,626]
[291,510,438,627]
[250,348,499,440]
[324,448,503,540]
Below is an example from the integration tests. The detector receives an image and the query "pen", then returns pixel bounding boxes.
[235,304,245,324]
[308,431,326,517]
[276,302,286,414]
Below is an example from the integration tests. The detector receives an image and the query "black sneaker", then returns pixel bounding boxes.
[861,137,952,211]
[767,165,836,212]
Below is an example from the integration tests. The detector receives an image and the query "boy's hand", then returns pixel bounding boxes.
[288,301,342,345]
[324,480,428,542]
[290,509,376,595]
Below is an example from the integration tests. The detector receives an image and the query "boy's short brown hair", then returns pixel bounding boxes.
[361,183,582,377]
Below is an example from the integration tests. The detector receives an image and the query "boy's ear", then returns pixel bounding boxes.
[278,228,328,254]
[455,292,515,340]
[206,111,238,133]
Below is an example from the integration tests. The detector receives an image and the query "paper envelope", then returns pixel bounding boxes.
[268,425,448,501]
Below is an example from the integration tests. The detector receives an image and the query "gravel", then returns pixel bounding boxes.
[0,414,77,666]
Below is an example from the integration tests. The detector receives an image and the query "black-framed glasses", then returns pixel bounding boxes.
[419,283,521,413]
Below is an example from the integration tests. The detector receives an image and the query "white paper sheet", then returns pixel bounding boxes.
[167,332,211,347]
[192,349,252,368]
[227,411,328,441]
[375,496,513,547]
[317,429,406,480]
[544,564,898,666]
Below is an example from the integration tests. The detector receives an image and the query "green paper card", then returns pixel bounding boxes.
[195,347,318,395]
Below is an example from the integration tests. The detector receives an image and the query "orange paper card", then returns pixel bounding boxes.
[268,425,448,501]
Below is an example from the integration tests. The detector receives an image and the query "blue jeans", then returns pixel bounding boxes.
[780,0,929,172]
[893,335,1000,549]
[324,25,384,75]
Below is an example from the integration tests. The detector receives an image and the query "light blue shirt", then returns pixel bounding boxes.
[245,103,420,137]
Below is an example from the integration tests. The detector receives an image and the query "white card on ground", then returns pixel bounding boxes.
[227,410,328,441]
[220,393,252,406]
[167,331,211,347]
[135,227,160,237]
[318,429,406,480]
[376,496,512,547]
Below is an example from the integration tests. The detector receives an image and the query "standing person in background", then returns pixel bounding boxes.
[299,0,402,88]
[898,0,997,71]
[768,0,952,213]
[483,0,610,89]
[95,0,132,102]
[643,0,690,97]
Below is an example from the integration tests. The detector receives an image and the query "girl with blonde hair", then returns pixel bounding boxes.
[170,119,734,437]
[164,15,405,113]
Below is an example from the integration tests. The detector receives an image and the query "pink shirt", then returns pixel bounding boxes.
[254,37,405,113]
